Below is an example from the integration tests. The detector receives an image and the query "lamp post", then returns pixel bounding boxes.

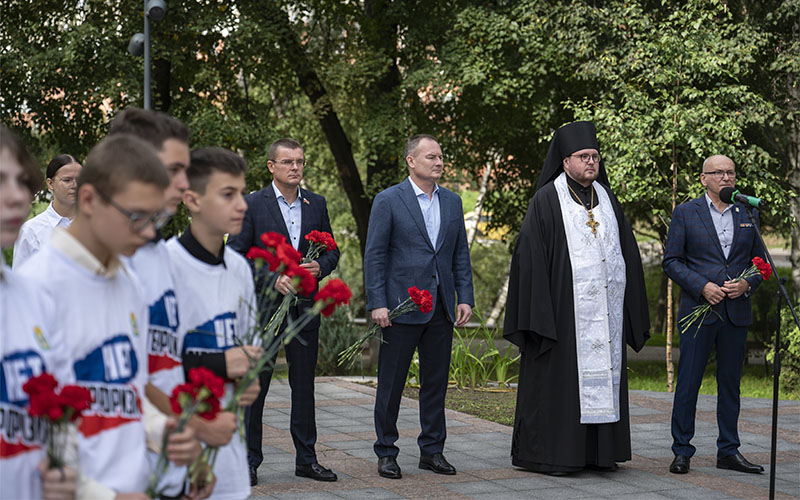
[128,0,166,110]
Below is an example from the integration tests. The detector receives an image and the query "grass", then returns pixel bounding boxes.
[402,385,517,426]
[393,360,797,427]
[627,360,798,400]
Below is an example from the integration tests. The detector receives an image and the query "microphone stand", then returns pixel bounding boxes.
[743,205,800,500]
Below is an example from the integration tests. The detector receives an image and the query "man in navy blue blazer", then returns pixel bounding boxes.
[228,138,340,484]
[364,134,474,479]
[663,155,765,475]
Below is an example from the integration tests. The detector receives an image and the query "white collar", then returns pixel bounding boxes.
[50,228,123,278]
[44,202,72,225]
[705,192,732,214]
[271,181,301,204]
[408,176,439,198]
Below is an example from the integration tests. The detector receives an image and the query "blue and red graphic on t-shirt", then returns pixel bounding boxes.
[147,290,181,374]
[182,312,238,355]
[73,335,142,437]
[1,351,48,458]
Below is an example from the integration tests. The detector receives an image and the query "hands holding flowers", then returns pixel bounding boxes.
[338,287,433,367]
[680,256,772,336]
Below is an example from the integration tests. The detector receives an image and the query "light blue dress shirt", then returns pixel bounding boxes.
[272,181,302,250]
[408,176,441,249]
[705,193,734,259]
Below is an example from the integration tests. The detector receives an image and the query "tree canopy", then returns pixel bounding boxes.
[3,0,798,300]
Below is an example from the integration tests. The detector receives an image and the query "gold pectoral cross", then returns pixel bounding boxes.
[586,210,599,237]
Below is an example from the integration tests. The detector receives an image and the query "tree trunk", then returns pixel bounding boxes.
[789,93,800,301]
[363,0,406,197]
[467,160,492,250]
[666,108,679,393]
[487,271,510,328]
[255,3,371,258]
[153,58,171,112]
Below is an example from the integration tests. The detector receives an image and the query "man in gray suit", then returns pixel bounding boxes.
[364,134,474,479]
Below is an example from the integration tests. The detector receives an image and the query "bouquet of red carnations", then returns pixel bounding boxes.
[23,373,92,469]
[679,256,772,337]
[191,231,351,483]
[337,286,433,367]
[149,367,224,497]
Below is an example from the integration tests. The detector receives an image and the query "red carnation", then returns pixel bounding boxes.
[188,367,225,399]
[170,383,197,415]
[260,232,287,250]
[752,256,772,281]
[408,286,433,314]
[58,385,93,421]
[246,246,282,272]
[23,373,61,419]
[305,230,338,251]
[276,242,302,267]
[197,396,221,421]
[285,262,317,295]
[245,246,270,261]
[22,372,58,396]
[314,278,352,317]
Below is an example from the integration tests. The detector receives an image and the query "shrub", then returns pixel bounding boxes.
[315,305,364,376]
[766,299,800,398]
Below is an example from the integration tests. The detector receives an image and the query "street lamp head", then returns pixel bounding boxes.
[146,0,167,21]
[127,33,145,56]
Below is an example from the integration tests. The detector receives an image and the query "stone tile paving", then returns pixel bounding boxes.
[249,378,800,499]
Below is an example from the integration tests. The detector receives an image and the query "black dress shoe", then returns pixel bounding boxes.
[249,466,258,486]
[419,453,456,475]
[670,455,690,474]
[717,453,764,474]
[378,456,402,479]
[295,462,338,482]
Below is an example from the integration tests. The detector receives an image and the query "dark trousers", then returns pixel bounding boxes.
[244,317,319,467]
[671,309,748,458]
[374,296,453,458]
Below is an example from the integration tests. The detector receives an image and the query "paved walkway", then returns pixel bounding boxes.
[249,377,800,499]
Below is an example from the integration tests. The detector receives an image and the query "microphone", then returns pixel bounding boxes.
[719,187,764,207]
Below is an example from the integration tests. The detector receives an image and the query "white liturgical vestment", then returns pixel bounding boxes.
[555,172,626,424]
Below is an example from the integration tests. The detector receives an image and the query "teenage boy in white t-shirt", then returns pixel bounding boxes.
[19,134,198,500]
[108,109,237,498]
[166,147,260,500]
[1,125,78,500]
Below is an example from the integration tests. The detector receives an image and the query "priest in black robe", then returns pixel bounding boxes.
[503,121,650,475]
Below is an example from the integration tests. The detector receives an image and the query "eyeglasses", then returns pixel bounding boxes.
[569,153,601,164]
[271,159,306,168]
[96,188,171,233]
[702,170,736,178]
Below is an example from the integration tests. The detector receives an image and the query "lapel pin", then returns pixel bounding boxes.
[735,207,739,213]
[303,198,310,205]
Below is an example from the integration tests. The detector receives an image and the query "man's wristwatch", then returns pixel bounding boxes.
[744,284,752,298]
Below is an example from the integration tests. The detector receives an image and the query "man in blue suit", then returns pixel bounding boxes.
[365,134,474,479]
[228,138,340,484]
[663,154,765,475]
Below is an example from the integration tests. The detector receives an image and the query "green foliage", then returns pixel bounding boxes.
[449,313,520,389]
[766,300,800,397]
[469,240,511,317]
[315,304,364,376]
[565,0,791,241]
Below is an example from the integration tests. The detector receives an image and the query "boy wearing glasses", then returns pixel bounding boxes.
[18,134,198,498]
[166,147,261,500]
[664,155,765,475]
[109,108,236,498]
